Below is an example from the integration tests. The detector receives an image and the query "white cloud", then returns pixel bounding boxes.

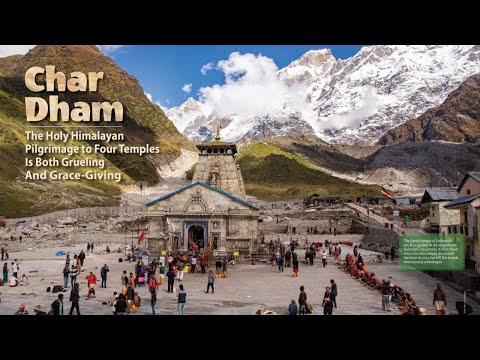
[96,45,126,54]
[198,52,314,122]
[321,86,379,130]
[200,62,215,75]
[0,45,35,57]
[182,83,192,93]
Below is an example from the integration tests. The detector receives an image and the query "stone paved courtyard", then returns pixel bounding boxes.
[1,243,478,315]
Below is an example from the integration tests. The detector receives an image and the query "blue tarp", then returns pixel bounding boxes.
[55,251,67,256]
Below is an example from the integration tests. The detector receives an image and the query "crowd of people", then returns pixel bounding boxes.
[339,248,426,315]
[4,237,458,316]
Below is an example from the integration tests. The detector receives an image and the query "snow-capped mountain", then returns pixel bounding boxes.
[165,97,204,133]
[167,45,480,144]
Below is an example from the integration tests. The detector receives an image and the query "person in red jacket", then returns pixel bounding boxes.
[85,272,97,298]
[192,242,199,255]
[148,273,159,296]
[199,254,207,274]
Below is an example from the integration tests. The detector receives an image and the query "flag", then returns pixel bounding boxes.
[138,230,145,245]
[381,186,393,199]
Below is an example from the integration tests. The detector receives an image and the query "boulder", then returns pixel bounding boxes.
[58,217,78,225]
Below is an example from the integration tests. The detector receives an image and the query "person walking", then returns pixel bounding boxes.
[200,254,206,274]
[285,250,291,267]
[75,255,81,274]
[191,255,197,273]
[130,272,136,287]
[177,284,187,315]
[222,257,228,278]
[100,264,109,288]
[3,262,8,283]
[63,264,70,289]
[85,272,97,299]
[70,264,78,287]
[51,294,64,315]
[166,267,175,293]
[87,243,91,255]
[91,243,94,253]
[11,261,18,278]
[148,273,159,296]
[206,270,215,293]
[277,256,284,272]
[390,247,395,261]
[122,270,129,287]
[78,250,86,267]
[177,261,185,282]
[323,286,334,315]
[330,279,338,308]
[433,283,447,315]
[321,251,327,267]
[159,263,165,285]
[69,283,81,315]
[384,246,389,260]
[292,257,299,277]
[298,286,307,315]
[109,291,118,315]
[288,300,298,315]
[151,292,157,315]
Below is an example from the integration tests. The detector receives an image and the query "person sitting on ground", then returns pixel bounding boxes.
[9,275,18,287]
[288,300,298,315]
[20,274,29,286]
[391,286,403,303]
[106,246,110,254]
[133,292,141,308]
[215,260,222,279]
[398,295,410,313]
[14,303,28,315]
[34,305,47,315]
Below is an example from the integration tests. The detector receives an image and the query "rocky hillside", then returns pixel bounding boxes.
[235,136,480,198]
[379,74,480,145]
[363,141,480,188]
[236,140,379,200]
[0,45,191,217]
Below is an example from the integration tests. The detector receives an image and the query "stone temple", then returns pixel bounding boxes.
[145,129,259,256]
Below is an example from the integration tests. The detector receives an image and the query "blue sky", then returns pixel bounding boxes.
[111,45,364,108]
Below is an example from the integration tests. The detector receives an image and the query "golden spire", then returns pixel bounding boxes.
[214,127,221,142]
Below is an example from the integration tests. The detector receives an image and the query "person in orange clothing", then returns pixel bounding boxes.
[75,254,81,274]
[85,272,97,299]
[130,272,135,287]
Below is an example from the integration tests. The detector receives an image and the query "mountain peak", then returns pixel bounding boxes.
[180,97,201,112]
[292,48,335,67]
